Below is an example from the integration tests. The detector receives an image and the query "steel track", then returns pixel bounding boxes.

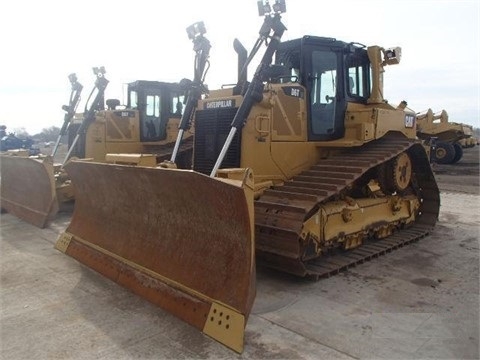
[254,134,440,278]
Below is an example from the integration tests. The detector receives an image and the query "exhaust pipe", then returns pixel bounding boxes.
[234,38,248,85]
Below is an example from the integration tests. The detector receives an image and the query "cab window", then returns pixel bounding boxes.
[146,95,160,117]
[346,51,370,101]
[171,95,185,117]
[129,90,138,108]
[310,50,338,136]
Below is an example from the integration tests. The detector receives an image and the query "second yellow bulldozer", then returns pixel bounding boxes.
[55,0,439,353]
[0,72,193,227]
[0,23,211,228]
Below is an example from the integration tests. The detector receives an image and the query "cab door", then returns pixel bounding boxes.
[141,93,166,142]
[304,47,346,141]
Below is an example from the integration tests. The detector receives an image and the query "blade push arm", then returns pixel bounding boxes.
[62,67,109,166]
[210,1,287,177]
[170,22,211,163]
[52,73,83,157]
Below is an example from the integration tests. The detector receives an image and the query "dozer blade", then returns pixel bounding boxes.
[0,155,58,228]
[55,160,256,353]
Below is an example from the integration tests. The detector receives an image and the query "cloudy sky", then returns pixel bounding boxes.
[1,0,478,134]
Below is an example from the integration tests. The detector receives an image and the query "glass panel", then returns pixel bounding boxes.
[146,95,160,117]
[319,69,336,104]
[348,66,365,97]
[145,119,158,138]
[143,95,161,140]
[130,90,138,108]
[310,50,337,135]
[276,48,301,83]
[172,95,185,116]
[346,50,370,100]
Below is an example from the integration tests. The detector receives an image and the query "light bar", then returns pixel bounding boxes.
[186,21,206,40]
[93,66,106,76]
[68,73,77,83]
[257,0,286,16]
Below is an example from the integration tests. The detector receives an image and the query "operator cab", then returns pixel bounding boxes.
[275,36,371,141]
[127,81,186,142]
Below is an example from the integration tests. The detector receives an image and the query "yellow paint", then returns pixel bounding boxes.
[203,302,246,353]
[55,232,72,253]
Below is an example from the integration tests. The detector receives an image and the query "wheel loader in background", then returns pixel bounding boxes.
[0,24,210,228]
[55,0,440,353]
[416,108,471,164]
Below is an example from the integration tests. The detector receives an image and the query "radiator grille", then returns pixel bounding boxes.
[193,107,242,175]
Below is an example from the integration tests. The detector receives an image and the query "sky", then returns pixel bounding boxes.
[1,0,479,135]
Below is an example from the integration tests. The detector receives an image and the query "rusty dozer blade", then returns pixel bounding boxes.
[0,155,58,228]
[55,160,256,353]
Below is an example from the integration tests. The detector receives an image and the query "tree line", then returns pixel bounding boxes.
[8,126,61,143]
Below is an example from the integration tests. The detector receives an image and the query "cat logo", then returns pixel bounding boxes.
[404,114,415,128]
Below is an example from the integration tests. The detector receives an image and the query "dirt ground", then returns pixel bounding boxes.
[433,146,479,194]
[1,145,479,359]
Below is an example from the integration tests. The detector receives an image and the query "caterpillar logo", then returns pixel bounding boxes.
[204,99,236,109]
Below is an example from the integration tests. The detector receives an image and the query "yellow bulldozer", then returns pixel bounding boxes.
[0,23,210,228]
[416,108,471,164]
[0,73,84,227]
[0,71,193,227]
[55,0,439,353]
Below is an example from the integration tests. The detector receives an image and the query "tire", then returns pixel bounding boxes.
[434,141,455,164]
[451,142,463,164]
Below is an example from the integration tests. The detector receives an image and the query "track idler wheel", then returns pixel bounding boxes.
[392,152,412,191]
[377,152,412,194]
